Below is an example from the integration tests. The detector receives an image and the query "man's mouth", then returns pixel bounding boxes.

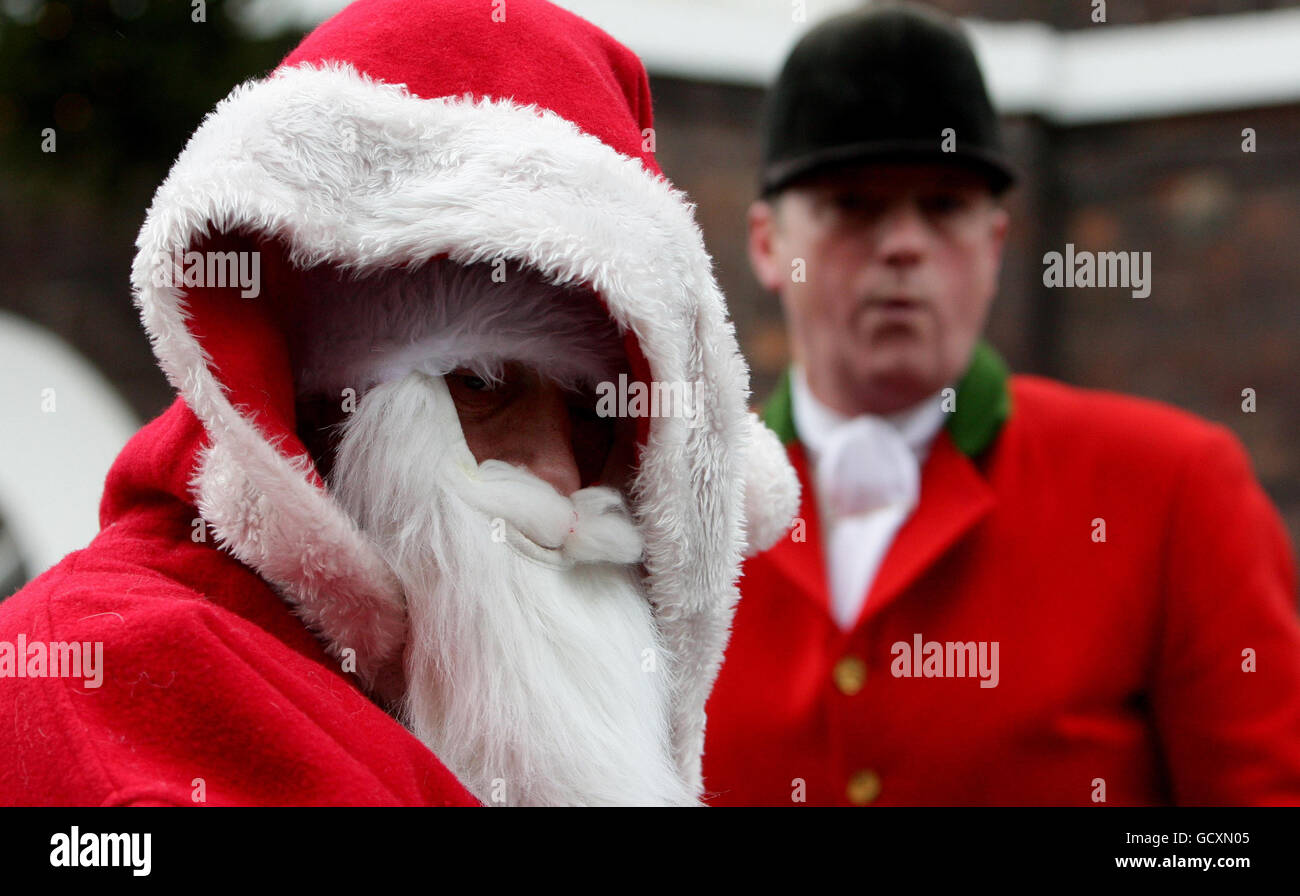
[864,296,925,312]
[851,296,930,340]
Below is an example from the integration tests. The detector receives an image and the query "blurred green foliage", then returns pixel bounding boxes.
[0,0,302,202]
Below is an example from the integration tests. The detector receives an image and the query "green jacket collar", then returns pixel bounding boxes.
[760,340,1012,458]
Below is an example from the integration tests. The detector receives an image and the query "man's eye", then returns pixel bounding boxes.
[920,193,967,215]
[823,193,887,222]
[833,193,872,212]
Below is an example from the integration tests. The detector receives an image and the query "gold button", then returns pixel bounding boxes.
[832,655,867,696]
[846,769,881,806]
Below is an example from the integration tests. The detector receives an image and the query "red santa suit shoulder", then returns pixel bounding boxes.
[0,406,479,807]
[703,341,1300,806]
[0,0,798,806]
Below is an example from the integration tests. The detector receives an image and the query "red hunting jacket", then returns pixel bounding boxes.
[703,343,1300,806]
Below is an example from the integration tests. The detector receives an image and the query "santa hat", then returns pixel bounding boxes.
[129,0,799,796]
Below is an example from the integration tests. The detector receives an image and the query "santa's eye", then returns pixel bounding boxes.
[446,368,515,419]
[458,374,492,392]
[448,366,504,393]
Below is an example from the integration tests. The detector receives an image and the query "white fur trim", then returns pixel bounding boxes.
[130,62,798,795]
[742,413,801,557]
[289,259,627,398]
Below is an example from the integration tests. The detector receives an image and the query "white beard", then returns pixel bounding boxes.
[329,371,695,806]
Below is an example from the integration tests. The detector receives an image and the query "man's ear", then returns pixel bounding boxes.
[747,199,784,293]
[986,202,1011,278]
[990,203,1010,251]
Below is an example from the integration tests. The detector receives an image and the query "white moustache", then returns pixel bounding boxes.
[457,461,644,568]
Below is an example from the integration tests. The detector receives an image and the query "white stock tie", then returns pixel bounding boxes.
[815,417,921,628]
[816,416,920,520]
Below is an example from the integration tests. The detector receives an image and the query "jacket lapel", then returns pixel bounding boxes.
[853,430,994,627]
[758,442,833,617]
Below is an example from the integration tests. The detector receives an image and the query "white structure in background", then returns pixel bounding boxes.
[0,311,139,589]
[239,0,1300,123]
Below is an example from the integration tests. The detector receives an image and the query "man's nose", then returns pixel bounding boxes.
[502,380,582,497]
[874,199,929,267]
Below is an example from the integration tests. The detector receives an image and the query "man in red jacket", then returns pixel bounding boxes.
[0,0,798,806]
[703,2,1300,805]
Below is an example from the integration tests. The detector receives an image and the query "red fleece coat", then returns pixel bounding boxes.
[0,402,480,806]
[703,365,1300,806]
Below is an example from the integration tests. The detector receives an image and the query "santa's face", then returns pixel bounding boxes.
[443,361,637,497]
[289,258,636,490]
[328,370,693,806]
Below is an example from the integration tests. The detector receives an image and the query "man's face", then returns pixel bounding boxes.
[749,162,1009,415]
